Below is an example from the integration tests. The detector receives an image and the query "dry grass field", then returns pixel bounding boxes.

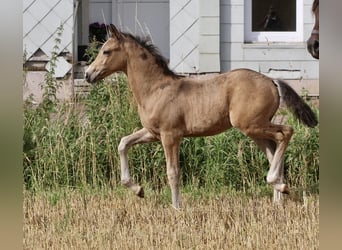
[24,189,318,249]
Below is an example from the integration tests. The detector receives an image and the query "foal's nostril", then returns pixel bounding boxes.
[85,72,92,82]
[313,40,319,50]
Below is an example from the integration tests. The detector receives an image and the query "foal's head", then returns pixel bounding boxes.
[86,25,128,83]
[307,0,319,59]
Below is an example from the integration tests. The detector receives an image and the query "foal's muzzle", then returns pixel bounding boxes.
[85,68,98,83]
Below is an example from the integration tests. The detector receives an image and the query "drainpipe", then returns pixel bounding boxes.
[71,0,80,100]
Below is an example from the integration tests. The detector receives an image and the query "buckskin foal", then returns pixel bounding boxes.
[86,24,318,209]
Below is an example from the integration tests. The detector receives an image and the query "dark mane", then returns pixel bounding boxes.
[122,32,184,79]
[312,0,319,12]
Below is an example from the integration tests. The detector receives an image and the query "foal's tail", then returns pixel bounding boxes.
[273,79,318,127]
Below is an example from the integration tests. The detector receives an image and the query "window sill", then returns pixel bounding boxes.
[242,42,306,49]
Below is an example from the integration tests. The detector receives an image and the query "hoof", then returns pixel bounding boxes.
[281,184,290,195]
[274,183,289,194]
[136,187,144,198]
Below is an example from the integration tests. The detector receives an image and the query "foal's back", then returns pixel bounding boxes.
[150,69,280,137]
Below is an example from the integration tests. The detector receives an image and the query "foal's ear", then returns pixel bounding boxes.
[109,24,123,40]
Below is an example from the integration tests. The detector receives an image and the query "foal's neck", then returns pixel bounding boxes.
[125,45,172,105]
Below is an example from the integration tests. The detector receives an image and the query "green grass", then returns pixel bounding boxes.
[23,74,319,197]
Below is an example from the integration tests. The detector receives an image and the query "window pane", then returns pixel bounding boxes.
[252,0,296,32]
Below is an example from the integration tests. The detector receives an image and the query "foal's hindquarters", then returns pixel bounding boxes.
[226,72,293,203]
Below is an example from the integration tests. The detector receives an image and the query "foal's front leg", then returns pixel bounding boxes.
[161,132,182,209]
[118,128,158,197]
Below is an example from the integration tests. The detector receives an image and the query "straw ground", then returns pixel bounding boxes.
[24,188,318,249]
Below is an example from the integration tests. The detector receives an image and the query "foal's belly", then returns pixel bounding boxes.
[185,117,232,137]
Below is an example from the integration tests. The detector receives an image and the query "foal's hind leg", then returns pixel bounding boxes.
[252,139,275,163]
[118,128,158,197]
[253,138,286,202]
[245,124,293,202]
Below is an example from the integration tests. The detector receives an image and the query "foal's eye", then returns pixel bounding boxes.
[103,50,111,55]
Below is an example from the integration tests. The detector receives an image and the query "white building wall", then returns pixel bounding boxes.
[23,0,73,60]
[170,0,200,73]
[199,0,220,72]
[170,0,220,73]
[89,0,112,25]
[23,0,319,100]
[87,0,318,81]
[220,0,319,81]
[113,0,170,58]
[88,0,170,58]
[23,0,74,102]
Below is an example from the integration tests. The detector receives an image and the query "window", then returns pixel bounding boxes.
[245,0,303,42]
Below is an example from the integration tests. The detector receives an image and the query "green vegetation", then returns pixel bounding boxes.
[23,73,319,197]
